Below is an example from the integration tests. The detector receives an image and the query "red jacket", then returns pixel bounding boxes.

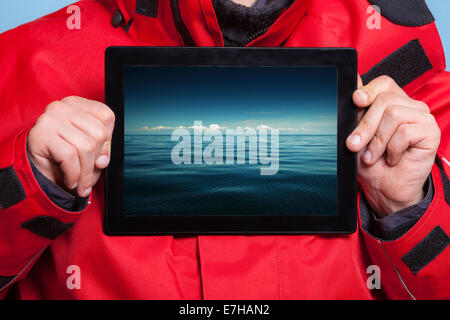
[0,0,449,300]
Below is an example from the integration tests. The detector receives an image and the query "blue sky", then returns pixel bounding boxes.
[0,0,448,70]
[125,66,337,135]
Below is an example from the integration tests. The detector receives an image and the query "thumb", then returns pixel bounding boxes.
[352,75,406,108]
[357,74,363,89]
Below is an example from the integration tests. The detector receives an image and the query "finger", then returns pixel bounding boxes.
[363,105,424,165]
[353,75,407,108]
[95,139,111,169]
[57,124,97,197]
[385,122,431,166]
[385,124,413,166]
[47,136,81,190]
[69,112,110,170]
[57,99,113,170]
[347,94,423,152]
[91,167,103,190]
[60,109,108,170]
[61,96,115,133]
[68,110,108,150]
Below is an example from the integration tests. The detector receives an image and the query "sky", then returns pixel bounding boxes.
[0,0,448,70]
[125,66,338,135]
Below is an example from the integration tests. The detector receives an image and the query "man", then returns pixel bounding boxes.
[0,0,448,299]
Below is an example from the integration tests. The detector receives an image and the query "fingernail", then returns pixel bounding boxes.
[363,150,372,162]
[356,90,368,103]
[81,187,92,197]
[348,134,361,146]
[96,155,109,167]
[71,182,78,190]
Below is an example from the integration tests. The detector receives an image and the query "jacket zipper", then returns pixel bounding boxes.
[0,247,45,292]
[378,240,416,300]
[240,26,270,46]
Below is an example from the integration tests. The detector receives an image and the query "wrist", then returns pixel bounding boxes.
[364,187,426,218]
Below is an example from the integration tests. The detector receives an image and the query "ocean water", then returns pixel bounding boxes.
[124,134,337,216]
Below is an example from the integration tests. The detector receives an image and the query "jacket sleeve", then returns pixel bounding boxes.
[0,20,96,296]
[29,156,89,212]
[0,128,91,296]
[360,176,434,241]
[359,71,450,300]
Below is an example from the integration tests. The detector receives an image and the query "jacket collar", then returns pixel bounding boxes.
[111,0,312,46]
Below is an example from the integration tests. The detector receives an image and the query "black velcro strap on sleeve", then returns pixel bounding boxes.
[0,166,26,210]
[21,216,74,240]
[0,275,16,290]
[136,0,158,18]
[361,39,433,87]
[436,158,450,205]
[402,226,450,275]
[368,0,434,27]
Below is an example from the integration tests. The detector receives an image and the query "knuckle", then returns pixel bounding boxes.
[85,140,96,153]
[384,105,400,120]
[99,107,115,125]
[91,126,107,143]
[36,112,53,126]
[79,138,96,154]
[398,125,411,138]
[417,101,430,113]
[61,96,82,105]
[378,75,396,87]
[45,101,65,114]
[62,146,77,161]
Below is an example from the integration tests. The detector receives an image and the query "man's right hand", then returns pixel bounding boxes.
[28,96,115,198]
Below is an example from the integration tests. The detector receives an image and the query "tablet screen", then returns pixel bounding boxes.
[124,66,337,216]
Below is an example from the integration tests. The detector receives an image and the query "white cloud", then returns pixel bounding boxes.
[137,123,312,134]
[189,124,207,130]
[138,125,175,131]
[208,124,226,130]
[256,124,273,130]
[137,126,151,132]
[153,125,174,130]
[187,123,228,131]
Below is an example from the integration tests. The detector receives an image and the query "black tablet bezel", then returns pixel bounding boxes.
[105,47,358,235]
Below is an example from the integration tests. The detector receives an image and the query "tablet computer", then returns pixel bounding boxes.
[105,47,357,235]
